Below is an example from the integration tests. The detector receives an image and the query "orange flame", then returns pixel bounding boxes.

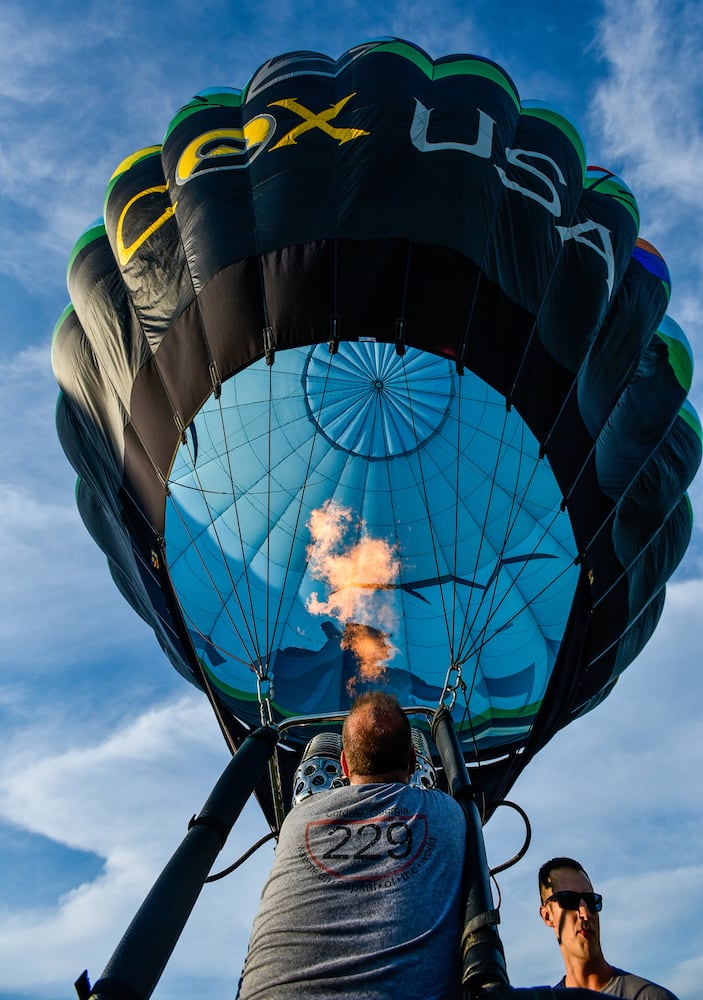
[305,501,400,688]
[341,623,395,697]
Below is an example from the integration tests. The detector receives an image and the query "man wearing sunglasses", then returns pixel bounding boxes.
[538,857,678,998]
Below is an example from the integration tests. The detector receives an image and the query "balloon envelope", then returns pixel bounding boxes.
[52,39,701,820]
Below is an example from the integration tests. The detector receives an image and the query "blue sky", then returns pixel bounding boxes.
[1,0,702,997]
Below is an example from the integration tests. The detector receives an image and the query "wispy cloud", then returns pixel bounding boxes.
[0,694,269,998]
[592,0,703,205]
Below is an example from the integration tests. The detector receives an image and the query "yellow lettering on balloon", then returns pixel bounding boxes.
[268,93,368,149]
[245,115,274,146]
[116,184,176,267]
[175,115,273,184]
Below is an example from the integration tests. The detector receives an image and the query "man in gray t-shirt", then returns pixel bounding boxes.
[539,857,678,999]
[237,692,466,1000]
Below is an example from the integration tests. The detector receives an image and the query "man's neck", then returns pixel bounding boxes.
[348,771,409,785]
[563,956,615,992]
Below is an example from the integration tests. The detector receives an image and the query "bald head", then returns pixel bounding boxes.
[341,692,415,784]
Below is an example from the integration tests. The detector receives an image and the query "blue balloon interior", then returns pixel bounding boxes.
[165,342,578,752]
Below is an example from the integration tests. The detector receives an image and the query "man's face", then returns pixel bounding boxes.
[539,867,603,964]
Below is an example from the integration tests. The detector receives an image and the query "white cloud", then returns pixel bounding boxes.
[603,865,703,992]
[590,0,703,533]
[0,4,208,290]
[0,694,270,998]
[672,952,703,1000]
[592,0,703,207]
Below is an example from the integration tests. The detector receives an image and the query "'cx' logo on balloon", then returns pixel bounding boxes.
[268,93,369,149]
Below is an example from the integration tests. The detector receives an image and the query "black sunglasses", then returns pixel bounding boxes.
[544,890,603,913]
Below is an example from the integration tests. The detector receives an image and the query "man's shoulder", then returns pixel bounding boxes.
[422,787,466,816]
[280,782,465,825]
[605,968,679,1000]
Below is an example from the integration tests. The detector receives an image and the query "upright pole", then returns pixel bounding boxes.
[75,725,278,1000]
[432,708,509,998]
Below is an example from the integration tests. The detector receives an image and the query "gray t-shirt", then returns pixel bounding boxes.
[556,969,678,998]
[238,781,467,999]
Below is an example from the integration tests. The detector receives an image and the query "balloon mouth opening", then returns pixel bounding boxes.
[164,340,579,750]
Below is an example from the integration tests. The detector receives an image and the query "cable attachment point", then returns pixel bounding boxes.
[150,536,166,572]
[440,661,464,712]
[174,411,187,445]
[256,670,274,726]
[209,360,222,399]
[329,315,340,355]
[263,326,275,366]
[394,317,406,356]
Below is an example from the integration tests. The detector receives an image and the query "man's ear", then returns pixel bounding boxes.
[341,749,350,778]
[540,903,554,928]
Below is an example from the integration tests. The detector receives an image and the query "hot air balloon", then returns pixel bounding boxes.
[54,38,699,999]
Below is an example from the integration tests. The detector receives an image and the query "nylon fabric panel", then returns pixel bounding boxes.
[536,181,638,375]
[104,149,195,347]
[482,109,585,320]
[577,255,670,439]
[196,258,269,376]
[596,327,693,502]
[67,233,152,417]
[618,494,695,620]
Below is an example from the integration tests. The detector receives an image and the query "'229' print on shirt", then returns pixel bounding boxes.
[305,812,429,880]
